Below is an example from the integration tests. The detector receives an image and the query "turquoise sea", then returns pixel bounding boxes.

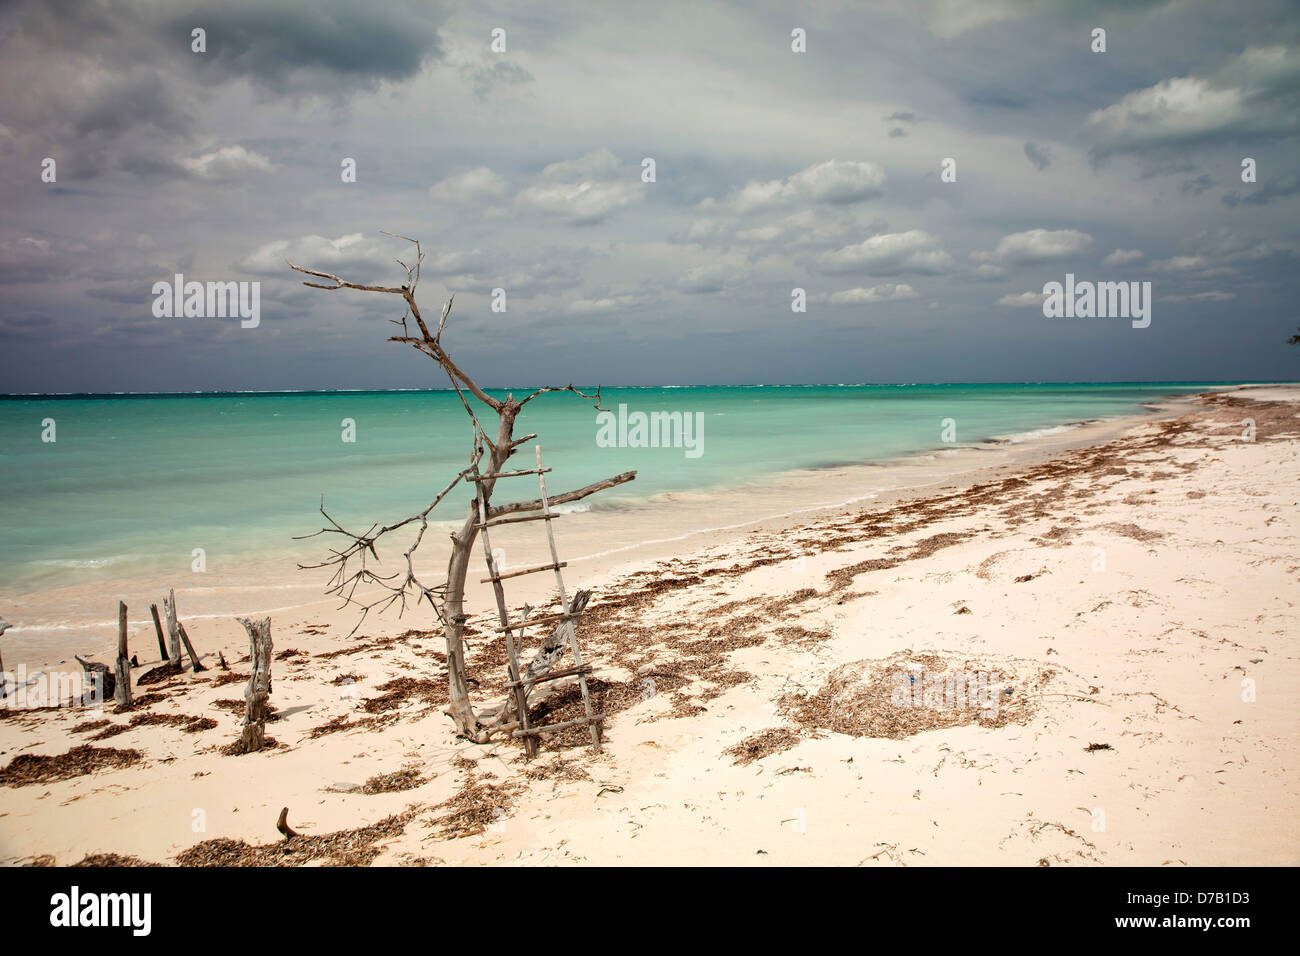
[0,383,1224,594]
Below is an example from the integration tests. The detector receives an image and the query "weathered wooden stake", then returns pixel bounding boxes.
[177,622,207,672]
[113,601,132,709]
[236,616,272,753]
[0,617,9,701]
[163,589,181,663]
[150,604,169,661]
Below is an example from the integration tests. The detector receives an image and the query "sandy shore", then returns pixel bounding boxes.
[2,384,1297,866]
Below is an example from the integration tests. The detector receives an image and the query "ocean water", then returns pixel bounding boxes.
[0,383,1218,596]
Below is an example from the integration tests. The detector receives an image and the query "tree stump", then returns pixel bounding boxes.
[236,617,272,754]
[74,655,114,705]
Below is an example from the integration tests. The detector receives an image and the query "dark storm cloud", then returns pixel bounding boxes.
[1222,173,1300,207]
[1023,142,1052,171]
[0,0,1298,391]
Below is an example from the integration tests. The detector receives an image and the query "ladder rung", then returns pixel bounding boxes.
[495,610,580,633]
[513,715,605,738]
[505,664,593,690]
[479,561,566,583]
[472,512,557,530]
[468,468,551,481]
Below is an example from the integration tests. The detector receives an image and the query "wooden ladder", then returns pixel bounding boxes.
[474,445,601,759]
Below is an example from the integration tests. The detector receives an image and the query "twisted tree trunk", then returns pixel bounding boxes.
[236,617,273,753]
[442,404,518,737]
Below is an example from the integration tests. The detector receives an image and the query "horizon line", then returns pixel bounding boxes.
[1,379,1290,399]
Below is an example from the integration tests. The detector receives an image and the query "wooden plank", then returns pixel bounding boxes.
[471,512,556,530]
[513,715,605,738]
[505,663,592,690]
[466,467,551,481]
[478,561,565,584]
[494,610,581,633]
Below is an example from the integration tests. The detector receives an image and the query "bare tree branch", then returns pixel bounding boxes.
[487,471,637,519]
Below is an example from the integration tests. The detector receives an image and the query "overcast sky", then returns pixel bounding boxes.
[1,0,1298,392]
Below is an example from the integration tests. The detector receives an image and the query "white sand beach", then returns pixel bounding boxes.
[1,385,1296,866]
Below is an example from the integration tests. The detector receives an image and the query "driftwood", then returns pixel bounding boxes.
[150,604,169,661]
[163,589,181,663]
[74,655,113,705]
[477,590,592,733]
[113,601,132,708]
[136,660,181,685]
[276,807,298,839]
[235,617,272,754]
[177,622,207,672]
[290,234,635,739]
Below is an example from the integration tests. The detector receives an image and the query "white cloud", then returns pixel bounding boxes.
[541,148,623,182]
[514,180,643,224]
[1087,46,1300,155]
[679,263,734,293]
[1102,248,1145,266]
[428,167,507,205]
[973,229,1093,265]
[726,160,885,213]
[972,263,1007,280]
[514,149,643,224]
[823,283,918,304]
[918,0,1021,39]
[1163,290,1237,303]
[179,145,273,181]
[816,230,953,275]
[997,291,1049,307]
[1150,255,1212,273]
[239,233,388,275]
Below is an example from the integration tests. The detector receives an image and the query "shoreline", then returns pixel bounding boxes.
[1,384,1297,866]
[0,387,1219,667]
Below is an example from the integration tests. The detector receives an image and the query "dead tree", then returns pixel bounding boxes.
[236,617,273,753]
[289,234,635,740]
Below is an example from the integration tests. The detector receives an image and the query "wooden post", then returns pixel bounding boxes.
[177,622,207,672]
[163,589,181,663]
[150,604,169,661]
[0,617,9,701]
[236,617,272,753]
[114,601,132,709]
